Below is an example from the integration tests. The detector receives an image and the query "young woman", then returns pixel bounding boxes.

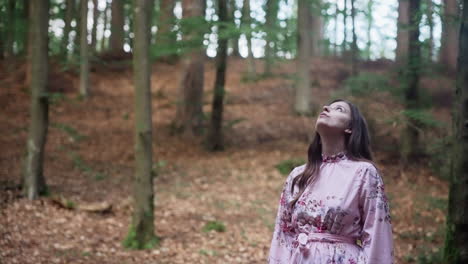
[268,99,393,263]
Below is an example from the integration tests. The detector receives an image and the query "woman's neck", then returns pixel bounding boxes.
[320,134,346,157]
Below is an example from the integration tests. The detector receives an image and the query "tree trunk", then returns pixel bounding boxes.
[23,0,49,200]
[207,0,229,151]
[427,0,434,62]
[440,0,460,72]
[334,2,339,56]
[157,0,177,59]
[263,0,279,75]
[61,0,74,57]
[100,0,109,52]
[229,0,240,57]
[80,0,90,97]
[5,0,16,58]
[350,0,358,75]
[342,0,348,53]
[295,0,313,115]
[123,0,157,249]
[400,0,421,165]
[444,1,468,262]
[91,0,99,52]
[73,0,81,57]
[173,0,206,136]
[311,0,323,57]
[110,0,125,53]
[366,0,373,60]
[396,0,410,64]
[241,0,256,77]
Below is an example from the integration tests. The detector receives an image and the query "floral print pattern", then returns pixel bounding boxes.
[268,155,393,264]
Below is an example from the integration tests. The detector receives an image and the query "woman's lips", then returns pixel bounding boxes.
[319,113,329,117]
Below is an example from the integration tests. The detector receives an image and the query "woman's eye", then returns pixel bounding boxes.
[337,107,343,112]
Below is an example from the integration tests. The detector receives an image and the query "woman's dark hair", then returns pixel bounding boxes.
[289,99,373,207]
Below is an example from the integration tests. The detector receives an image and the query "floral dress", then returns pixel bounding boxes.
[268,153,393,264]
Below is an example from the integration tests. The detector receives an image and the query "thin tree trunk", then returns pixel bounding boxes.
[229,0,240,57]
[342,0,348,54]
[295,0,313,115]
[91,0,99,52]
[444,1,468,262]
[366,0,373,60]
[396,0,411,64]
[440,0,460,72]
[80,0,90,97]
[158,0,177,59]
[207,0,229,151]
[24,0,33,87]
[61,0,74,57]
[110,0,125,53]
[400,0,421,166]
[427,0,434,61]
[123,0,157,249]
[311,0,323,57]
[5,0,16,57]
[351,0,358,75]
[73,0,81,57]
[23,0,49,200]
[264,0,278,75]
[100,0,109,52]
[241,0,255,77]
[174,0,206,136]
[334,2,339,56]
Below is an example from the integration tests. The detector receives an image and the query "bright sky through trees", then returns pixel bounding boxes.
[48,0,443,59]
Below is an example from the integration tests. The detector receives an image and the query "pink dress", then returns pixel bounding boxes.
[268,154,393,264]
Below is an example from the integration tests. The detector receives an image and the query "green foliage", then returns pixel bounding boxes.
[122,224,160,250]
[202,220,226,233]
[275,159,306,176]
[401,109,444,129]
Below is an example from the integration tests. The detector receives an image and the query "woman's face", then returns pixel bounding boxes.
[315,101,352,135]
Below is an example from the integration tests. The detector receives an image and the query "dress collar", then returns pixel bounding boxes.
[321,152,347,163]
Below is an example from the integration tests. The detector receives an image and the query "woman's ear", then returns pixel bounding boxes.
[344,129,352,134]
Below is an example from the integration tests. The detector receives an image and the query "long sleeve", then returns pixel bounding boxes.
[359,165,394,264]
[268,166,301,263]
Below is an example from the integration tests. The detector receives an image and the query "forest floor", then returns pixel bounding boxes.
[0,56,453,264]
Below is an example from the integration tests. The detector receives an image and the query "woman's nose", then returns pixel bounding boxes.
[323,105,330,112]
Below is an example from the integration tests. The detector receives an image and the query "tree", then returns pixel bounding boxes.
[350,0,358,75]
[229,0,240,57]
[157,0,177,59]
[61,0,75,57]
[264,0,279,75]
[173,0,206,136]
[23,0,49,200]
[440,0,460,72]
[207,0,229,151]
[5,0,15,58]
[91,0,99,52]
[365,0,374,60]
[396,0,410,64]
[295,0,313,115]
[400,0,422,165]
[311,0,323,57]
[100,0,109,52]
[426,0,434,62]
[110,0,125,53]
[444,0,468,262]
[80,0,90,97]
[342,0,348,53]
[123,0,158,250]
[241,0,256,77]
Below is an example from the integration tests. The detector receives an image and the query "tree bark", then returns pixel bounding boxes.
[263,0,279,75]
[23,0,49,200]
[73,0,81,57]
[295,0,313,115]
[229,0,240,57]
[366,0,373,60]
[440,0,460,72]
[396,0,410,64]
[110,0,125,53]
[80,0,90,97]
[207,0,229,151]
[124,0,157,249]
[342,0,348,53]
[173,0,206,136]
[241,0,256,77]
[100,0,109,52]
[444,1,468,262]
[61,0,74,57]
[91,0,99,52]
[311,0,323,57]
[427,0,434,62]
[400,0,421,166]
[350,0,358,75]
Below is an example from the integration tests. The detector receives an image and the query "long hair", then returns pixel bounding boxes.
[289,99,373,208]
